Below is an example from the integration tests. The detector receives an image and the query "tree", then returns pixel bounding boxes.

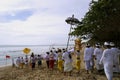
[71,0,120,47]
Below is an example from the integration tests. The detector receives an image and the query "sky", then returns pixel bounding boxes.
[0,0,91,45]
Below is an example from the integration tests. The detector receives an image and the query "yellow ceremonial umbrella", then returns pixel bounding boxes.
[23,48,31,55]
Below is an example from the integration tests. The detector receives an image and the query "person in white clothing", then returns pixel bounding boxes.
[94,43,103,73]
[53,50,58,63]
[20,57,24,69]
[100,42,114,80]
[16,57,21,68]
[110,42,120,73]
[24,55,29,68]
[62,51,73,76]
[84,43,94,74]
[90,46,94,71]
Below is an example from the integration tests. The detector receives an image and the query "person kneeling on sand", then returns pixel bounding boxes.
[62,50,73,76]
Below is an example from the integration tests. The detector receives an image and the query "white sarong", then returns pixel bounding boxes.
[85,60,91,70]
[64,62,73,72]
[104,63,113,80]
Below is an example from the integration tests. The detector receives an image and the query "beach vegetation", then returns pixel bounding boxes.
[70,0,120,47]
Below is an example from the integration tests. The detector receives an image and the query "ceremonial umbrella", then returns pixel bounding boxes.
[23,48,31,55]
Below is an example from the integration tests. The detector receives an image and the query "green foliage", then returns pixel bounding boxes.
[71,0,120,46]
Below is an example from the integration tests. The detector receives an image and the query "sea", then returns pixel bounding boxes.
[0,45,73,67]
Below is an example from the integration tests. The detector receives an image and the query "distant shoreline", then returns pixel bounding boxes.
[0,44,74,47]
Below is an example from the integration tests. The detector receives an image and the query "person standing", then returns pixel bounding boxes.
[49,50,55,70]
[90,46,95,71]
[62,51,73,76]
[94,43,103,73]
[53,50,58,67]
[20,57,24,69]
[84,43,94,74]
[37,55,42,68]
[100,42,114,80]
[24,55,29,68]
[45,52,50,69]
[75,50,81,74]
[30,52,36,70]
[57,49,63,72]
[16,57,21,68]
[110,42,120,73]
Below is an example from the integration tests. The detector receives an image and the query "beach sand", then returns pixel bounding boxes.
[0,47,119,80]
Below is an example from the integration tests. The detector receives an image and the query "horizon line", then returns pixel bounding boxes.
[0,44,74,46]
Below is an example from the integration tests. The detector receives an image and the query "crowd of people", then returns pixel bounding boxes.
[15,42,120,80]
[84,42,120,80]
[15,53,43,69]
[15,48,77,75]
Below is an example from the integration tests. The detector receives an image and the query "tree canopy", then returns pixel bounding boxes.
[71,0,120,47]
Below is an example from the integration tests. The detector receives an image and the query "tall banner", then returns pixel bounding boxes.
[74,38,82,51]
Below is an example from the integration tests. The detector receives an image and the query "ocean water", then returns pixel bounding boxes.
[0,45,73,67]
